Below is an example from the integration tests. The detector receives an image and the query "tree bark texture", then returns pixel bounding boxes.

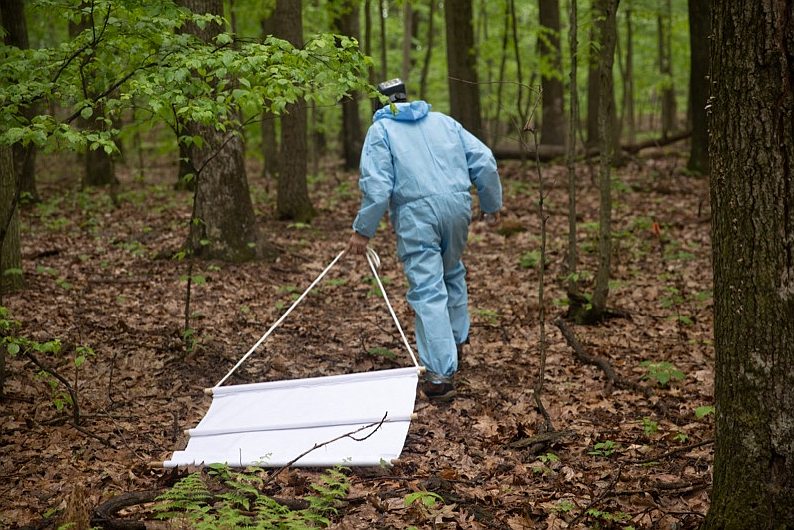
[0,145,23,294]
[274,0,314,222]
[705,0,794,527]
[687,0,710,174]
[588,0,619,322]
[337,1,363,171]
[539,0,566,146]
[0,0,39,202]
[180,0,273,262]
[444,0,484,140]
[586,0,602,147]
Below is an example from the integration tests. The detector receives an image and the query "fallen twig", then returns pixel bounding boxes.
[553,317,652,398]
[263,412,390,487]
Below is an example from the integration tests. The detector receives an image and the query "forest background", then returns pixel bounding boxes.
[0,0,737,528]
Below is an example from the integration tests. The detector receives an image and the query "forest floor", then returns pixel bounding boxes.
[1,147,714,529]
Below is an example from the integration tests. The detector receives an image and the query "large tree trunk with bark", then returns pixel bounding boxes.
[274,0,314,222]
[0,145,23,296]
[444,0,483,140]
[704,0,794,527]
[0,0,38,203]
[686,0,710,175]
[538,0,565,146]
[179,0,274,262]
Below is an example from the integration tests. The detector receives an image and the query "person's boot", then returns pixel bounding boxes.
[420,381,456,402]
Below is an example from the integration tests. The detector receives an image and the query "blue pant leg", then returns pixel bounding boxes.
[393,203,458,379]
[438,195,471,345]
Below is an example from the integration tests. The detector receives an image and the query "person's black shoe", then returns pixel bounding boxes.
[421,381,456,402]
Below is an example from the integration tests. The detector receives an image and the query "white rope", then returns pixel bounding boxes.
[366,248,420,368]
[214,248,418,388]
[214,250,346,388]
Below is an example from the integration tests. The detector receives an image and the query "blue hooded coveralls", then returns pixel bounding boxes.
[352,101,502,382]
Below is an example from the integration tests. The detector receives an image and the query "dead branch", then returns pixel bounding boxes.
[492,131,691,160]
[553,317,652,398]
[508,429,573,450]
[91,490,162,529]
[263,413,389,487]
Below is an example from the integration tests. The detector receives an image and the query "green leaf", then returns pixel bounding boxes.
[695,405,715,419]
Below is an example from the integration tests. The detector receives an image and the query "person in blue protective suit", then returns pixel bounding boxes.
[345,78,502,402]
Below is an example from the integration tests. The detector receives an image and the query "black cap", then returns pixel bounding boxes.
[377,78,407,103]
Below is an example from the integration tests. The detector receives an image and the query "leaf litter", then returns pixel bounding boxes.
[0,152,713,529]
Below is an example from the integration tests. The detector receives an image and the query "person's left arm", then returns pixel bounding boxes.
[459,127,502,215]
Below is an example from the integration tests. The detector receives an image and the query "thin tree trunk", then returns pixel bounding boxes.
[705,0,794,526]
[658,0,676,137]
[401,1,413,81]
[623,4,636,144]
[586,0,601,147]
[588,0,620,322]
[338,2,363,170]
[565,0,581,307]
[418,0,436,101]
[274,0,313,222]
[379,0,387,80]
[445,0,484,139]
[539,0,565,146]
[69,3,117,189]
[686,0,709,174]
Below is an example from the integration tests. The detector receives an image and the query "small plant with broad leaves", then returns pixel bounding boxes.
[640,360,685,387]
[589,440,621,457]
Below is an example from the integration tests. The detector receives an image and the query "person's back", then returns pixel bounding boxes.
[366,101,474,207]
[347,79,502,401]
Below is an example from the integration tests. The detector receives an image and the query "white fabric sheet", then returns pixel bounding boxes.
[164,367,420,468]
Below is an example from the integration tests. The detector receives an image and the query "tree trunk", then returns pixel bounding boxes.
[565,0,582,307]
[401,1,413,81]
[337,2,363,171]
[0,146,23,296]
[260,13,278,183]
[686,0,709,174]
[538,0,565,146]
[704,0,794,527]
[657,0,676,137]
[586,0,601,148]
[622,4,636,145]
[418,0,436,101]
[577,0,619,324]
[69,3,117,189]
[379,0,388,80]
[274,0,313,223]
[444,0,484,140]
[0,0,39,203]
[180,0,274,261]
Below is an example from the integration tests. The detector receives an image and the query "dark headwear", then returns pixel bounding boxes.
[377,78,408,103]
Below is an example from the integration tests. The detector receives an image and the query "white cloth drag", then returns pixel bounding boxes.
[164,367,420,468]
[163,250,422,468]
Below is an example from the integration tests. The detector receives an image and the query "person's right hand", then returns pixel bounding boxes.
[345,232,370,256]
